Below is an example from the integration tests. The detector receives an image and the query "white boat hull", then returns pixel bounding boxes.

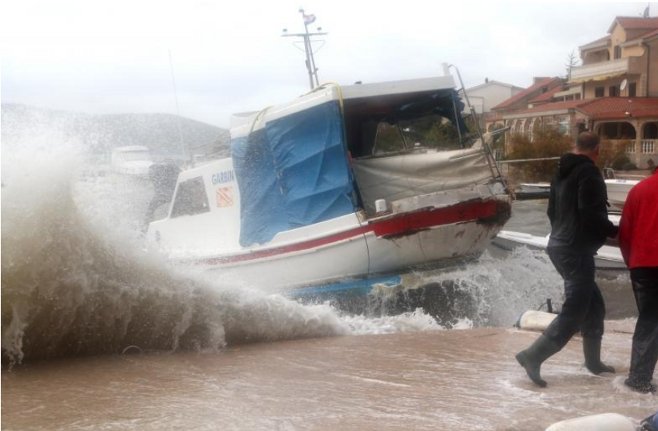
[180,196,509,291]
[605,179,638,212]
[493,230,626,270]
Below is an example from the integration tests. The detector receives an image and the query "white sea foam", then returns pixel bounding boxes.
[1,135,348,364]
[0,121,582,365]
[341,308,446,335]
[380,247,565,328]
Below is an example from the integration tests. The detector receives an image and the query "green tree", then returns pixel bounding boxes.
[506,126,572,182]
[565,50,579,80]
[598,139,630,170]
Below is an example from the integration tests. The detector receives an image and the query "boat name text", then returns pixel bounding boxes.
[212,170,235,185]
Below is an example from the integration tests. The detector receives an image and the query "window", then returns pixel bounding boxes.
[609,86,619,97]
[595,87,604,97]
[645,123,658,139]
[614,45,621,59]
[370,114,466,156]
[345,90,474,157]
[620,122,636,139]
[602,123,617,138]
[629,82,636,97]
[558,120,570,135]
[372,122,408,155]
[170,177,210,218]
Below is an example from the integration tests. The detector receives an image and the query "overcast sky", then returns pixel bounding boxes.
[1,0,656,128]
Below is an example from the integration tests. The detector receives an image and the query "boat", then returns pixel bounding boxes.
[514,178,639,207]
[146,72,512,295]
[604,178,639,212]
[110,145,154,177]
[514,182,550,200]
[602,167,641,212]
[493,230,626,270]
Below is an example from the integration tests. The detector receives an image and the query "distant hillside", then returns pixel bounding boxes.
[1,104,230,161]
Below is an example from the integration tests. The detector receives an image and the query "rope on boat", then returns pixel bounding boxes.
[248,105,273,135]
[307,81,345,115]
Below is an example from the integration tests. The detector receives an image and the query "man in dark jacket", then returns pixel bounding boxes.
[143,161,180,228]
[516,131,619,387]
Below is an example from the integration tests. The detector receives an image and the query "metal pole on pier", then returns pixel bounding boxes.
[282,9,327,90]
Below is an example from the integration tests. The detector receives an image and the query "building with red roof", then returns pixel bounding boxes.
[491,77,563,112]
[463,79,524,131]
[488,14,658,168]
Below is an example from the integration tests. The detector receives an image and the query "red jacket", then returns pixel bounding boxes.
[618,170,658,269]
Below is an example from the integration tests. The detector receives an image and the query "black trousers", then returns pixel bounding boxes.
[628,267,658,384]
[544,250,605,348]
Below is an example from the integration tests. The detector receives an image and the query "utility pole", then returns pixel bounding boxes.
[282,8,327,90]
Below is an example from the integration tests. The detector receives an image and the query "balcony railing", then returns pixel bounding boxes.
[611,139,657,154]
[569,57,640,83]
[641,139,656,154]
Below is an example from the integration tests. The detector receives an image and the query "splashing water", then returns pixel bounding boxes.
[409,247,565,327]
[1,123,568,365]
[317,247,564,329]
[1,140,349,365]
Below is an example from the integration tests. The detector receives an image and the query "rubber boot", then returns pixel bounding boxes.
[583,337,615,374]
[515,335,561,387]
[624,377,657,394]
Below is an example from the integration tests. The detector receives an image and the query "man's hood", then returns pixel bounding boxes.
[558,153,593,179]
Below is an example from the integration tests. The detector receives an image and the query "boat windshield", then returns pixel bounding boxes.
[343,89,475,159]
[170,177,210,218]
[371,113,477,156]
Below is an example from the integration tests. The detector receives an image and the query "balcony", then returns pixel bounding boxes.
[614,139,657,154]
[569,57,642,84]
[641,139,656,154]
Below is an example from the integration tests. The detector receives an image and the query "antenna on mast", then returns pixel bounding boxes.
[282,9,327,89]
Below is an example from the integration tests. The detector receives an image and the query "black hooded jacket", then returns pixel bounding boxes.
[547,153,618,254]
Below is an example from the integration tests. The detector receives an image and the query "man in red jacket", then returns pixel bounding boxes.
[618,167,658,394]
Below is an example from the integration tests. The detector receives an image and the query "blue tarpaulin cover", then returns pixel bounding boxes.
[231,101,357,246]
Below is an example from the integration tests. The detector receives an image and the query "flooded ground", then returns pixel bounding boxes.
[3,324,655,431]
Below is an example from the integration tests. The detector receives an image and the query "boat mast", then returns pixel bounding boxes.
[282,9,327,90]
[168,50,190,165]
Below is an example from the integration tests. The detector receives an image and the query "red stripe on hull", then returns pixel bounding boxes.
[370,199,499,238]
[193,198,503,265]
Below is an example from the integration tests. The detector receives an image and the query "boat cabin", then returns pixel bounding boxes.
[148,75,505,265]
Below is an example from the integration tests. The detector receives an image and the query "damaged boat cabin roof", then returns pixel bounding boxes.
[230,75,457,133]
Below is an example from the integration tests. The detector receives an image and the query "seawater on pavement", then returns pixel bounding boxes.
[1,139,653,430]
